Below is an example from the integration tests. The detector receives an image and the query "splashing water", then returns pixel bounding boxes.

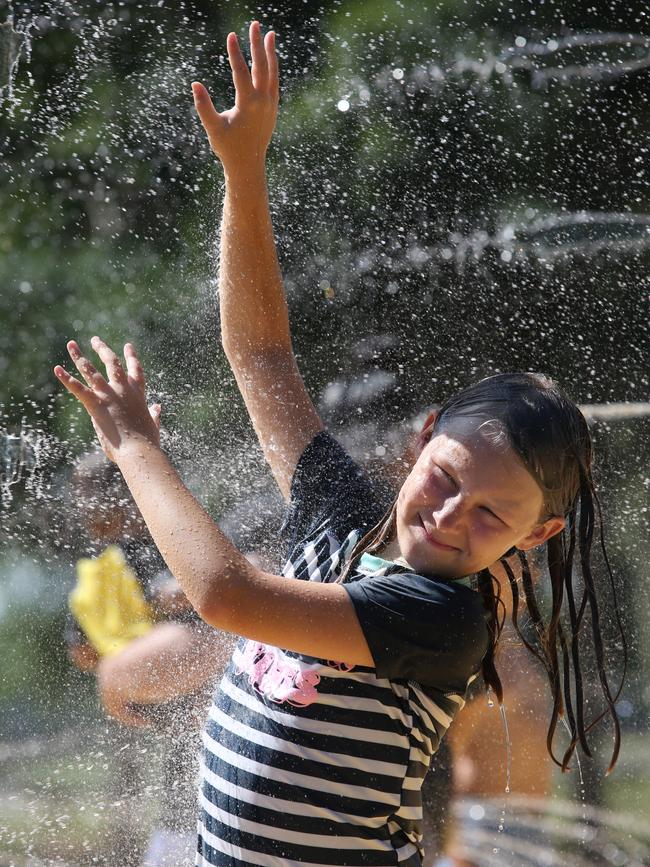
[343,211,650,279]
[1,425,34,507]
[559,713,590,851]
[500,702,512,797]
[500,32,650,90]
[489,212,650,265]
[371,31,650,99]
[0,4,648,865]
[0,421,55,509]
[483,699,512,858]
[0,13,28,107]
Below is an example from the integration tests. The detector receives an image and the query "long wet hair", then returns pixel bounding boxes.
[337,372,627,774]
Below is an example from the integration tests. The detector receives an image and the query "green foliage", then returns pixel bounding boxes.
[1,0,648,426]
[0,602,85,730]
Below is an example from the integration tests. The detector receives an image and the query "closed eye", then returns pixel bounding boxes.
[481,505,506,525]
[435,463,508,525]
[435,464,456,485]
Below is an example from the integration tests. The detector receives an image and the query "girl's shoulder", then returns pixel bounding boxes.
[281,430,393,561]
[344,566,490,694]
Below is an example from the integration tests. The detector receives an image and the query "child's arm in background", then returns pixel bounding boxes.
[192,22,323,500]
[68,642,99,672]
[96,622,235,727]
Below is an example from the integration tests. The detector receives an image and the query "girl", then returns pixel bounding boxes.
[55,21,625,867]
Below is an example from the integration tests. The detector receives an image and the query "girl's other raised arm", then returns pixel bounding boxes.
[192,22,323,500]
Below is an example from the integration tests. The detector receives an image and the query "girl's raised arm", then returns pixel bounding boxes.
[53,338,374,667]
[192,22,323,500]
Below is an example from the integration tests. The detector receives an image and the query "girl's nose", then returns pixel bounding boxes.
[434,494,465,529]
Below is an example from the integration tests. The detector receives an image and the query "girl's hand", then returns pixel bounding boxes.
[54,337,161,464]
[192,21,279,173]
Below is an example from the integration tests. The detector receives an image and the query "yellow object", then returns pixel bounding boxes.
[69,545,155,657]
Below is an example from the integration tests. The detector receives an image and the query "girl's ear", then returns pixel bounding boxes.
[414,409,439,456]
[517,516,566,552]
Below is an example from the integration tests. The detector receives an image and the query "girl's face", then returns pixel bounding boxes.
[392,418,563,578]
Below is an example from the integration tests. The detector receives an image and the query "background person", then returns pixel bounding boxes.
[66,450,232,866]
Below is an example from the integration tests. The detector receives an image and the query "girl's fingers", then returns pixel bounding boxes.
[149,403,162,429]
[191,82,226,139]
[54,365,98,407]
[265,30,279,98]
[124,342,146,390]
[249,20,268,90]
[67,341,110,392]
[226,32,254,99]
[90,336,127,386]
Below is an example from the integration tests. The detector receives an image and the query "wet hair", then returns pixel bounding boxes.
[337,372,627,775]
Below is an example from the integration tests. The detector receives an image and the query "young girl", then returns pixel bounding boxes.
[54,21,624,867]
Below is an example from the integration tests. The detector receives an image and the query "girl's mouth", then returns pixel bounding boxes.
[418,515,460,552]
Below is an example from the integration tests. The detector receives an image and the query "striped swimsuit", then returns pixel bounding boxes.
[197,432,489,866]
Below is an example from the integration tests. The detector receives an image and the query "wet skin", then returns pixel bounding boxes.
[382,418,564,579]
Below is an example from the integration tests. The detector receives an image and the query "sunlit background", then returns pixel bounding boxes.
[1,0,648,864]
